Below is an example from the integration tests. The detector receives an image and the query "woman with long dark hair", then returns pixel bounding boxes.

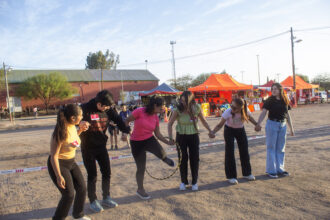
[47,104,91,220]
[125,96,175,200]
[211,98,259,184]
[257,83,295,178]
[168,91,213,191]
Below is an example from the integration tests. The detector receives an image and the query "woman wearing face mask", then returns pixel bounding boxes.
[125,96,175,200]
[256,83,294,178]
[210,98,259,185]
[168,91,213,191]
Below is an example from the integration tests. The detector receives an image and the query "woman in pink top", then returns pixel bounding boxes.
[125,96,175,200]
[210,98,260,185]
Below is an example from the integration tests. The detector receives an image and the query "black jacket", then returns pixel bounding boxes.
[80,99,130,149]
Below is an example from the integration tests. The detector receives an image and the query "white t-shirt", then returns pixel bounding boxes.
[221,108,251,128]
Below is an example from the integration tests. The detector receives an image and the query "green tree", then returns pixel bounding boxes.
[168,74,193,91]
[296,74,309,83]
[312,73,330,91]
[16,72,77,114]
[190,73,212,87]
[85,49,120,90]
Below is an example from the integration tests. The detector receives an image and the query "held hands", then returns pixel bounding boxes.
[167,138,176,146]
[79,121,90,132]
[255,124,262,132]
[208,131,215,139]
[57,175,66,189]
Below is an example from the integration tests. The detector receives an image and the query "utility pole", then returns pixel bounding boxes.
[290,27,296,91]
[145,60,148,70]
[170,41,177,87]
[276,73,280,82]
[3,62,12,123]
[256,55,261,86]
[100,68,104,91]
[240,71,244,82]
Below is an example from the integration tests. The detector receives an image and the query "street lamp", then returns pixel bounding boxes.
[170,41,177,87]
[256,55,261,86]
[290,27,302,91]
[145,60,148,70]
[240,71,245,82]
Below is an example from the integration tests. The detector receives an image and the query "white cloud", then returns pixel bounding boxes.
[24,0,61,24]
[0,0,10,15]
[203,0,244,16]
[63,0,99,18]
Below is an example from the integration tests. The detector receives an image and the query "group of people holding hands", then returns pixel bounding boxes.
[47,82,294,220]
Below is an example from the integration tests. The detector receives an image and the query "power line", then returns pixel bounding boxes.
[295,26,330,32]
[10,26,330,70]
[119,30,290,67]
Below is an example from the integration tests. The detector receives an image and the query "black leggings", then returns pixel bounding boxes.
[81,146,111,203]
[130,136,167,190]
[224,125,252,179]
[176,133,200,185]
[47,156,86,220]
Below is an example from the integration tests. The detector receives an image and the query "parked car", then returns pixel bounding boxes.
[315,91,327,103]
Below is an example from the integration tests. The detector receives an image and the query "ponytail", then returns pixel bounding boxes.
[52,109,67,144]
[51,104,82,144]
[241,99,249,123]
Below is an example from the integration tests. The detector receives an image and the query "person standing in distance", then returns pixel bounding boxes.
[80,90,130,212]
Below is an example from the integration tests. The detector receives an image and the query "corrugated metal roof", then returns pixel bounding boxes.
[7,69,159,83]
[89,69,159,81]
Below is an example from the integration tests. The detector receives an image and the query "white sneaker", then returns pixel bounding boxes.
[243,174,256,181]
[192,184,198,191]
[179,183,186,191]
[228,178,238,185]
[75,215,92,220]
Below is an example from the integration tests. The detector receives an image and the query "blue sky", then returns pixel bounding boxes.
[1,0,330,85]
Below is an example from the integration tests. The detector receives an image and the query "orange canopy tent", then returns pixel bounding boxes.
[280,76,313,89]
[188,73,253,91]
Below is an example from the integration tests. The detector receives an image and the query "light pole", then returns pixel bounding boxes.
[3,62,12,123]
[256,55,261,86]
[120,71,124,103]
[170,41,177,87]
[290,27,302,91]
[145,60,148,70]
[276,73,280,83]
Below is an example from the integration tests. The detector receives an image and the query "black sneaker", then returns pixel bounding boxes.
[115,145,118,150]
[278,171,290,177]
[110,145,114,150]
[136,189,151,200]
[163,157,175,167]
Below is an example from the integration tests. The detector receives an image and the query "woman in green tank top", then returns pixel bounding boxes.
[168,91,214,191]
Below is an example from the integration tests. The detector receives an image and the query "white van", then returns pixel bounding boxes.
[316,91,327,103]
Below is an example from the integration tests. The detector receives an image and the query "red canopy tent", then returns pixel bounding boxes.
[280,76,313,89]
[188,74,253,107]
[258,80,276,90]
[189,73,252,92]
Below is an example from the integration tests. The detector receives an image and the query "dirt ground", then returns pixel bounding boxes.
[0,104,329,220]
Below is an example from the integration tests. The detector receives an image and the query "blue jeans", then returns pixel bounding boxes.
[265,119,287,174]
